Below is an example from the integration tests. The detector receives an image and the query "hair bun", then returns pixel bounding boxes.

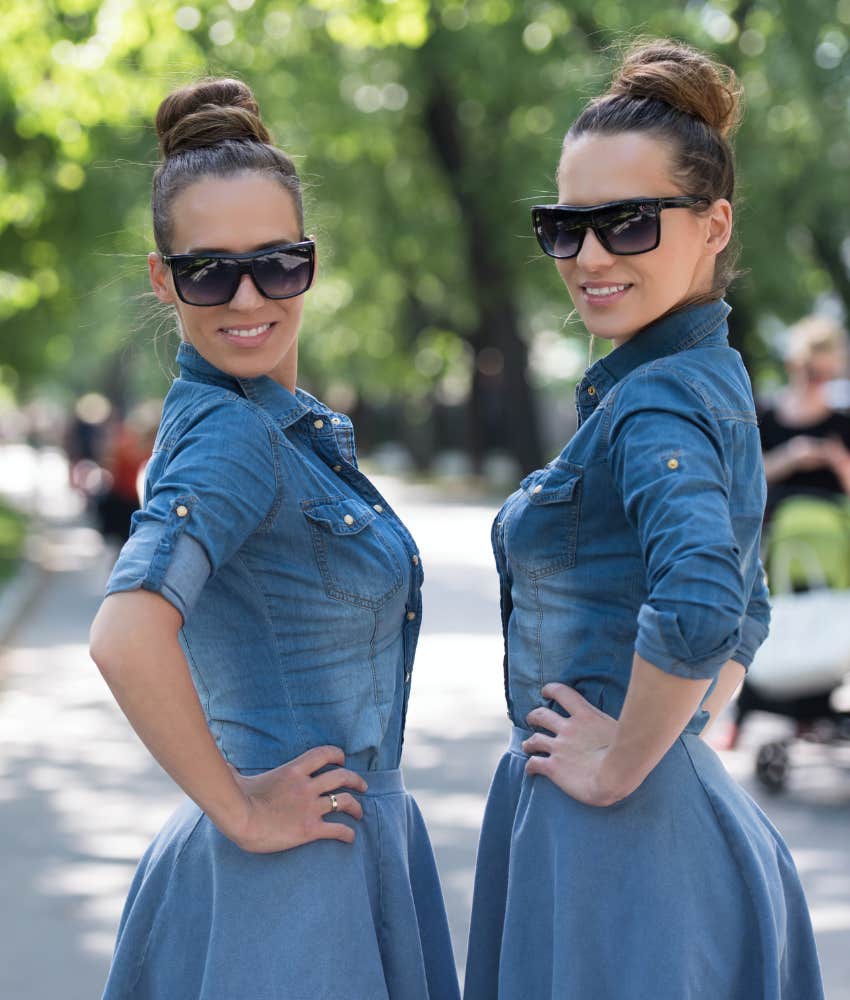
[609,40,742,138]
[155,77,271,158]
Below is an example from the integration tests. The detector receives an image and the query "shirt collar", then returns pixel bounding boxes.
[576,299,731,417]
[175,341,333,428]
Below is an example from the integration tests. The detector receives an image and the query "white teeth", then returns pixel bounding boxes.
[584,285,627,297]
[221,323,271,338]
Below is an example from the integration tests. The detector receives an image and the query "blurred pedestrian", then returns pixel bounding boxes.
[89,77,458,999]
[760,314,850,518]
[464,39,824,999]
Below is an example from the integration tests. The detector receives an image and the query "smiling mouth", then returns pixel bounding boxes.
[581,284,631,298]
[220,322,273,339]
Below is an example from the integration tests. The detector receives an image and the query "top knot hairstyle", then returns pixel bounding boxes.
[151,77,303,254]
[564,39,744,294]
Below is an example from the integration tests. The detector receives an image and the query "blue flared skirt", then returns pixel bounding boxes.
[103,767,459,999]
[464,727,824,1000]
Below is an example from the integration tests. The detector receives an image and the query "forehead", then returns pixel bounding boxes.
[168,172,300,254]
[557,132,679,205]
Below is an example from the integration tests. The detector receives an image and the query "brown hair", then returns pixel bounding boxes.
[152,77,303,253]
[563,39,744,296]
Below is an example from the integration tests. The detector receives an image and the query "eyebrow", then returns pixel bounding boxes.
[183,237,302,254]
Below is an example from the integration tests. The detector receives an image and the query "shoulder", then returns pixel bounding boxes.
[157,379,279,457]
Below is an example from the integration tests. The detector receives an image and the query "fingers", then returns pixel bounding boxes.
[526,705,566,733]
[525,754,551,778]
[541,682,592,716]
[314,821,357,845]
[313,767,368,795]
[521,732,554,756]
[323,791,364,822]
[295,744,346,773]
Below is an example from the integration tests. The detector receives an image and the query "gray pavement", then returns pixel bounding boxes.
[0,461,848,998]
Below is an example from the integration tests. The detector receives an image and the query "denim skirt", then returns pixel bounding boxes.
[103,768,459,999]
[464,727,824,1000]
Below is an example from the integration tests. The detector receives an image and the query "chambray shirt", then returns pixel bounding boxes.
[105,343,423,772]
[493,299,770,733]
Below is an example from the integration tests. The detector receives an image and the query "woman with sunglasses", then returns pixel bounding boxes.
[89,78,459,1000]
[464,40,823,999]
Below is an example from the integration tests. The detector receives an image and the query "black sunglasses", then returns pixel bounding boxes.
[531,197,710,260]
[161,240,315,306]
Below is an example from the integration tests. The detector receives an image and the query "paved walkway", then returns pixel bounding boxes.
[0,459,848,998]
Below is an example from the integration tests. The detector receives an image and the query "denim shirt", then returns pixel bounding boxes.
[493,299,770,734]
[105,342,423,772]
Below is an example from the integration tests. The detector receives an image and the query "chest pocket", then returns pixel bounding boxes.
[302,496,405,609]
[505,461,583,579]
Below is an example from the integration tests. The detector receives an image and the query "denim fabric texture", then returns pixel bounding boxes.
[103,343,459,1000]
[492,298,770,734]
[465,301,824,1000]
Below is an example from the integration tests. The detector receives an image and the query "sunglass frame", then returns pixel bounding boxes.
[531,197,710,260]
[161,239,316,306]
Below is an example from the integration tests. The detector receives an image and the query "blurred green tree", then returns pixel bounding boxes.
[1,0,848,470]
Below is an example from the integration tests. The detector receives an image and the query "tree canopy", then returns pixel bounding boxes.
[2,0,849,467]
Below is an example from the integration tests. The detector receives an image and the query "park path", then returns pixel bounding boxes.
[0,452,848,998]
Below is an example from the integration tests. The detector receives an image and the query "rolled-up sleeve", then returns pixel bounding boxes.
[733,560,771,668]
[105,400,279,621]
[608,368,746,680]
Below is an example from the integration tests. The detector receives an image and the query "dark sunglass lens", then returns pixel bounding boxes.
[174,257,238,305]
[252,248,312,299]
[597,208,659,254]
[537,212,583,259]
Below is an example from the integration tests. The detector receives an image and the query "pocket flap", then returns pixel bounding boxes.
[302,497,376,535]
[524,463,582,505]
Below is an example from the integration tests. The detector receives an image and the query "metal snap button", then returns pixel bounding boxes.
[406,611,416,621]
[313,418,324,429]
[331,417,341,425]
[532,484,543,494]
[667,458,679,470]
[176,505,188,517]
[343,514,355,526]
[412,554,419,566]
[332,464,342,473]
[373,504,383,513]
[587,385,596,396]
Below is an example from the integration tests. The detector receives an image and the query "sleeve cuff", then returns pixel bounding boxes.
[105,526,211,622]
[731,613,770,669]
[634,603,740,680]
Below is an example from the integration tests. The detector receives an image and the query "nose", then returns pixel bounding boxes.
[229,272,265,309]
[575,228,615,270]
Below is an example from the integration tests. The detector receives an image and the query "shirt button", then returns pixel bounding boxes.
[175,505,188,517]
[667,458,680,470]
[343,514,355,526]
[412,554,419,566]
[587,385,596,396]
[406,611,416,621]
[405,671,411,683]
[331,417,341,425]
[532,484,543,494]
[333,464,342,473]
[373,504,383,513]
[313,418,324,429]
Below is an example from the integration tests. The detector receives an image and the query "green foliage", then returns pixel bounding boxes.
[1,0,848,414]
[0,498,27,582]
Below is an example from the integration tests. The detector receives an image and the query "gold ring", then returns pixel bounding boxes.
[329,793,339,812]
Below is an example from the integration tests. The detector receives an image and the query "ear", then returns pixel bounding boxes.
[149,251,176,304]
[703,199,733,258]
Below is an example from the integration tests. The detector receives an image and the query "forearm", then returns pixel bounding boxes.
[90,591,248,840]
[597,653,711,803]
[700,659,745,735]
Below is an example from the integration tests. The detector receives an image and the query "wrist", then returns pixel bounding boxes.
[208,775,253,846]
[594,748,640,806]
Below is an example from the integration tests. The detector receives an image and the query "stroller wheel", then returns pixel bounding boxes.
[755,741,790,793]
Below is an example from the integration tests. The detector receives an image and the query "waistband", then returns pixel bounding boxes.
[509,726,531,756]
[239,763,406,796]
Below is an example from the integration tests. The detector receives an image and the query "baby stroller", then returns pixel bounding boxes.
[737,495,850,792]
